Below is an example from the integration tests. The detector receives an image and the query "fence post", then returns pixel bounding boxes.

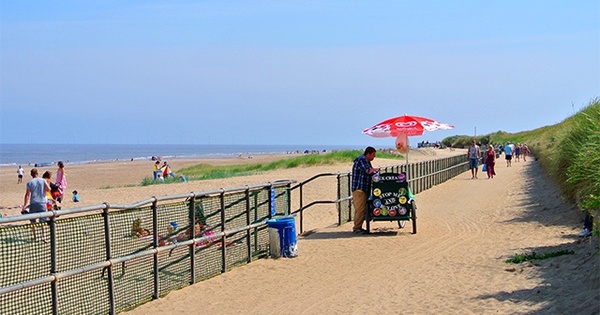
[49,213,58,315]
[299,183,304,234]
[102,203,116,315]
[245,187,252,263]
[336,173,341,226]
[151,198,159,300]
[347,174,352,221]
[220,189,226,273]
[189,195,196,284]
[286,182,293,216]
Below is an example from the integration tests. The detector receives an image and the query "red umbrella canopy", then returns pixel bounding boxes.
[363,114,454,138]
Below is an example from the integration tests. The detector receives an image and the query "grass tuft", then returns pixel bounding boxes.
[505,249,575,264]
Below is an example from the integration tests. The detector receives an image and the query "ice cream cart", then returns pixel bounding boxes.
[365,172,417,234]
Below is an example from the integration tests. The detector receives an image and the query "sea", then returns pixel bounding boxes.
[0,144,362,167]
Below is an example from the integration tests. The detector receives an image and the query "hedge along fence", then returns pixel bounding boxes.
[0,180,295,315]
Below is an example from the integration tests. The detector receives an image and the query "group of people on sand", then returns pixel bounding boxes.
[20,161,70,212]
[153,160,180,182]
[502,141,530,166]
[467,140,531,179]
[19,161,74,241]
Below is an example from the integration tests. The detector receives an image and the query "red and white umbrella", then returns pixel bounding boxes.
[363,114,454,162]
[363,114,454,138]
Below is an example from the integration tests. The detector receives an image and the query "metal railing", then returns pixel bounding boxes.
[0,180,295,315]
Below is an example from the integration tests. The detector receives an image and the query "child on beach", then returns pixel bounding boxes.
[72,190,80,202]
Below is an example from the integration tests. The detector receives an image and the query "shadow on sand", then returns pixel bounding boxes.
[477,160,599,314]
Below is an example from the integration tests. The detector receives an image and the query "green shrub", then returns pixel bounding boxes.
[505,249,575,264]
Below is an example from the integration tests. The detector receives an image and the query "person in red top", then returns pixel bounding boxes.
[484,145,497,179]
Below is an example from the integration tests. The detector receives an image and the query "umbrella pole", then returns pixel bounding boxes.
[406,149,409,178]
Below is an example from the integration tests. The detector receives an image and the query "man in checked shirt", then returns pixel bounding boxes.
[351,146,379,234]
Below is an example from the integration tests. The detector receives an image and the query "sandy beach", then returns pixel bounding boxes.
[1,148,598,314]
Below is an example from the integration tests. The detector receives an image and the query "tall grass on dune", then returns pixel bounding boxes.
[141,150,405,185]
[562,101,600,216]
[537,99,600,223]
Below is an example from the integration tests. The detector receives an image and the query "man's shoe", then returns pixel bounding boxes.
[578,228,591,238]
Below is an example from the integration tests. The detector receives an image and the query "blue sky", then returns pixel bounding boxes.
[1,1,598,146]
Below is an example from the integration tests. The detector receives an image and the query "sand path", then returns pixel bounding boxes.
[122,156,599,314]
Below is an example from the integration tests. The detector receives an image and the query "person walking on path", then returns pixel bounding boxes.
[351,146,379,234]
[17,165,24,184]
[484,145,496,179]
[467,140,481,179]
[521,144,530,162]
[504,142,514,167]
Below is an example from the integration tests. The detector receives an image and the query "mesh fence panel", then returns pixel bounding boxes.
[193,244,223,282]
[157,246,190,295]
[0,224,51,287]
[338,173,353,223]
[57,268,111,315]
[0,180,314,314]
[56,214,106,273]
[0,283,53,315]
[113,255,154,313]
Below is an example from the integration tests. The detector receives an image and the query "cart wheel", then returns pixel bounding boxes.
[411,201,417,234]
[365,208,371,233]
[397,220,406,229]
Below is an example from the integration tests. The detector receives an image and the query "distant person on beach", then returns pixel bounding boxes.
[514,144,521,162]
[153,161,161,180]
[351,146,379,234]
[72,190,80,202]
[484,145,496,179]
[467,140,481,179]
[42,171,56,210]
[55,161,67,203]
[162,161,175,178]
[17,165,24,184]
[504,142,514,167]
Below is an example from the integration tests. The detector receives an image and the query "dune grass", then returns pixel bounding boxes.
[141,150,405,185]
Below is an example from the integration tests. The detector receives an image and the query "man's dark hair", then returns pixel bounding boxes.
[364,146,376,155]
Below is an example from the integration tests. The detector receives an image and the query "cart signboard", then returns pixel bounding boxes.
[369,172,413,221]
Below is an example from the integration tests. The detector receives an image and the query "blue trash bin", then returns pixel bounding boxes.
[267,216,298,258]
